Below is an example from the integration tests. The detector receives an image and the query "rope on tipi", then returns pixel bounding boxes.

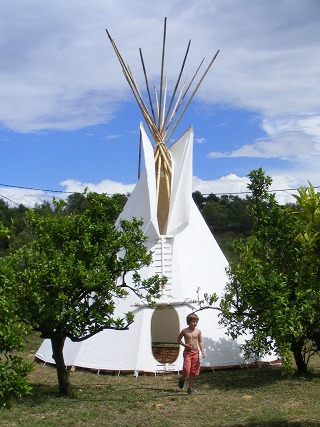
[106,18,220,234]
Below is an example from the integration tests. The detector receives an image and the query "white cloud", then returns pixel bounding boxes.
[207,112,320,188]
[60,179,135,195]
[208,130,317,161]
[0,187,64,208]
[194,137,206,144]
[193,173,300,205]
[0,178,136,208]
[104,134,122,140]
[0,171,309,208]
[1,0,319,132]
[193,174,249,195]
[1,0,319,208]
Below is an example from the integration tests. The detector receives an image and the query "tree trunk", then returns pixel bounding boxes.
[291,339,307,374]
[312,331,320,350]
[51,333,70,396]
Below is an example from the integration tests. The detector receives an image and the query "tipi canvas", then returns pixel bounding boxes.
[36,19,263,373]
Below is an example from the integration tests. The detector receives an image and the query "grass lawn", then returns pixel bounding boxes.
[1,332,320,427]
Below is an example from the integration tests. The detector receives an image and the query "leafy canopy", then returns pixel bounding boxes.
[11,192,166,342]
[0,223,33,409]
[220,169,320,373]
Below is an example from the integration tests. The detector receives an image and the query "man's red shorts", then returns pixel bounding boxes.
[182,349,200,376]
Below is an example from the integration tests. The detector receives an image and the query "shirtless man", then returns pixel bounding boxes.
[177,313,205,394]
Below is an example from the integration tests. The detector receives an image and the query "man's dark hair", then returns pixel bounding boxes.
[186,313,199,324]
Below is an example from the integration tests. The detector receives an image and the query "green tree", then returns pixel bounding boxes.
[0,223,33,409]
[196,193,253,261]
[220,169,320,373]
[202,199,228,232]
[192,190,206,210]
[0,199,29,255]
[8,192,165,395]
[292,182,320,351]
[0,199,14,254]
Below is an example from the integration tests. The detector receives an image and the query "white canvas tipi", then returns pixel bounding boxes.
[36,19,260,373]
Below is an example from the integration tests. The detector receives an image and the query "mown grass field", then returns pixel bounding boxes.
[2,333,320,427]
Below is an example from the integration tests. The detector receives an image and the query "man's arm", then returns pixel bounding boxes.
[198,330,206,358]
[177,330,192,350]
[177,330,186,347]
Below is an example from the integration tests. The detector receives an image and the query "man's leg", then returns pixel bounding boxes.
[179,351,190,389]
[178,375,186,389]
[187,352,199,394]
[189,374,195,388]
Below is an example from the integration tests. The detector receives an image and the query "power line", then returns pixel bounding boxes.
[0,193,21,207]
[0,182,319,201]
[202,187,317,196]
[0,183,73,194]
[197,185,320,197]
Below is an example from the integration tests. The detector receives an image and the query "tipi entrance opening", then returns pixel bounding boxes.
[151,305,180,364]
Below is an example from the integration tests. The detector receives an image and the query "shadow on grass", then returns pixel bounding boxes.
[20,381,183,406]
[198,365,320,391]
[229,422,320,427]
[20,383,64,406]
[19,363,320,409]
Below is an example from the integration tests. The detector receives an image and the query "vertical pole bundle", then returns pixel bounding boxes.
[106,18,220,233]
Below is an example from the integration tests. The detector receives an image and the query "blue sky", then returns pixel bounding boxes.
[1,0,319,206]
